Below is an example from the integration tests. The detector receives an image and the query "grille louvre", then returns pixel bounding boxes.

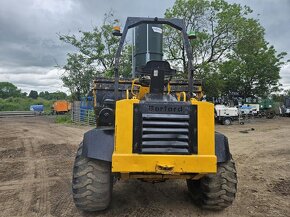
[143,120,189,127]
[143,128,189,133]
[141,114,190,153]
[133,103,197,155]
[141,148,190,154]
[142,134,189,140]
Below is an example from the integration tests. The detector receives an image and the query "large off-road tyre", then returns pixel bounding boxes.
[72,142,112,211]
[187,159,237,210]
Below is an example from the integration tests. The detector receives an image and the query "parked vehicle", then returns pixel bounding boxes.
[282,96,290,117]
[30,104,44,115]
[215,104,239,125]
[52,100,71,115]
[239,105,253,116]
[247,104,260,116]
[259,98,275,119]
[72,17,237,212]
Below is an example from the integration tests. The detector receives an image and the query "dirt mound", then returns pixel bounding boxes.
[271,179,290,196]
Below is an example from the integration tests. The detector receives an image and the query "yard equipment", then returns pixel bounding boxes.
[282,96,290,117]
[215,104,239,125]
[239,97,275,119]
[51,100,71,114]
[259,98,275,119]
[239,105,253,116]
[72,17,237,211]
[247,104,259,116]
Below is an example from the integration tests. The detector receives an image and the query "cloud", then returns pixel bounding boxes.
[229,0,290,90]
[280,63,290,90]
[0,0,175,93]
[230,0,290,57]
[0,66,48,75]
[0,0,289,93]
[0,67,68,93]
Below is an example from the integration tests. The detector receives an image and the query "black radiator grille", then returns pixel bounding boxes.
[133,103,197,154]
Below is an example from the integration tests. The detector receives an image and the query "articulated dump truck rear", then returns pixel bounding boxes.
[72,17,237,211]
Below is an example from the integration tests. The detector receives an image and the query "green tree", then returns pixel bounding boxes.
[219,19,287,98]
[0,82,21,99]
[61,53,95,100]
[50,91,67,100]
[59,12,131,99]
[39,91,67,100]
[28,90,38,99]
[164,0,252,75]
[39,91,50,99]
[164,0,287,98]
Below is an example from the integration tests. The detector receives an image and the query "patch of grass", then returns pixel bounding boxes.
[55,114,73,124]
[0,97,54,113]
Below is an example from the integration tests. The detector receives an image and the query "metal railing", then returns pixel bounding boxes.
[71,101,96,126]
[0,111,36,118]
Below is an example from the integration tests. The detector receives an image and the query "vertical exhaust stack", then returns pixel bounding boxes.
[132,24,163,76]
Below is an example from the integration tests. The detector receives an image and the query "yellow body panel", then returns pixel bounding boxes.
[190,99,215,155]
[137,86,149,100]
[112,99,216,176]
[113,154,216,173]
[114,99,139,154]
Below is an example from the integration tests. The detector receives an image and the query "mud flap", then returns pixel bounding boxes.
[82,128,114,162]
[215,132,231,163]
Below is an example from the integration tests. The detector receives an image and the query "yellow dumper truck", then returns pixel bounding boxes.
[72,17,237,211]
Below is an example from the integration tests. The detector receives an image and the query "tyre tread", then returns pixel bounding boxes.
[72,142,112,211]
[187,159,237,210]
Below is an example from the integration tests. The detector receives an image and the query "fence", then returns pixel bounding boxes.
[71,101,96,126]
[0,111,36,118]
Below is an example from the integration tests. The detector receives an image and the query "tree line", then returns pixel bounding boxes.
[0,82,68,100]
[59,0,289,100]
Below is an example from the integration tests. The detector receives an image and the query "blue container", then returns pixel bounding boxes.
[80,96,94,110]
[30,105,44,112]
[240,105,253,109]
[80,97,94,121]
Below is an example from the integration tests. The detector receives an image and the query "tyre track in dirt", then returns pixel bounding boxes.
[0,117,89,217]
[18,136,52,216]
[19,138,35,216]
[0,116,289,217]
[36,158,50,216]
[0,176,66,191]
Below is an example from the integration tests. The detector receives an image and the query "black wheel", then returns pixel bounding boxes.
[187,159,237,210]
[72,142,112,211]
[266,111,275,119]
[223,118,232,126]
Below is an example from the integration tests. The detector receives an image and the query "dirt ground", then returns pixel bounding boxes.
[0,116,289,217]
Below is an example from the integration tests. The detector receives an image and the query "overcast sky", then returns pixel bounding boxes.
[0,0,289,93]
